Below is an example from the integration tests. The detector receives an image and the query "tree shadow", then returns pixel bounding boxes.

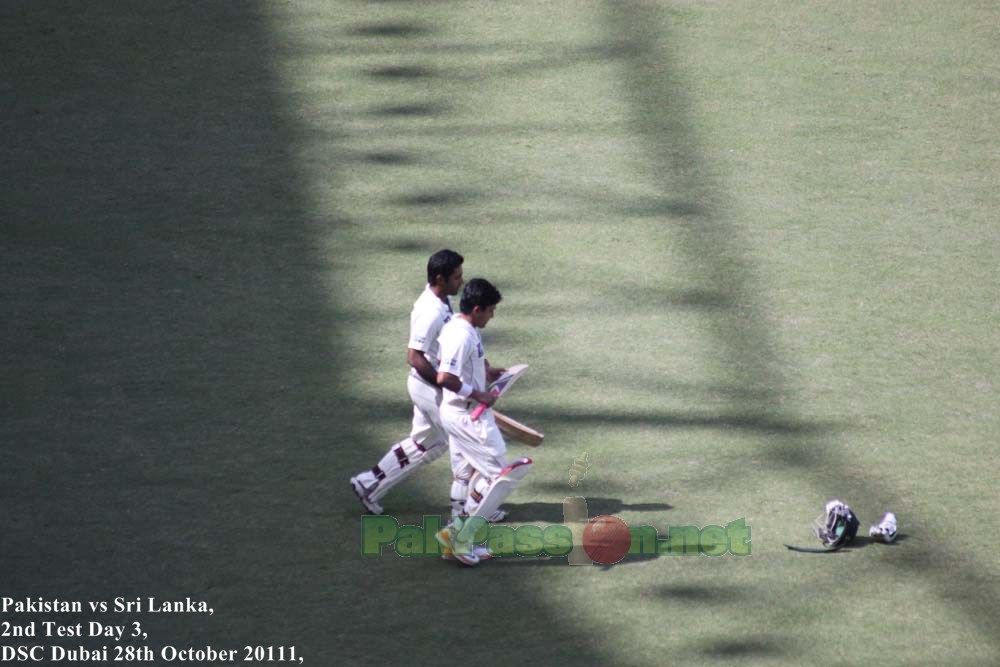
[525,406,848,437]
[365,65,435,79]
[602,0,999,653]
[652,583,751,603]
[7,1,988,665]
[699,638,789,659]
[348,22,430,38]
[1,2,359,663]
[0,4,638,666]
[358,150,418,165]
[368,101,448,117]
[391,189,479,206]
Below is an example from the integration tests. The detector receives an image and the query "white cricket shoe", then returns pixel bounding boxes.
[869,512,898,543]
[350,476,383,515]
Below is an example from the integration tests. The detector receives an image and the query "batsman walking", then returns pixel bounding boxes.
[435,278,533,565]
[349,249,465,514]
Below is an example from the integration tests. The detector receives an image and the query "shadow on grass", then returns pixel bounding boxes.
[700,639,788,659]
[602,0,1000,654]
[527,406,848,438]
[840,534,908,549]
[365,65,436,79]
[368,101,449,117]
[391,189,480,206]
[653,583,751,603]
[0,0,381,660]
[502,498,673,523]
[0,3,641,666]
[358,150,419,165]
[348,21,431,38]
[368,397,848,439]
[8,1,986,664]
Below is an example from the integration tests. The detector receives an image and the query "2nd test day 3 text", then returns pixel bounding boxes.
[1,621,142,641]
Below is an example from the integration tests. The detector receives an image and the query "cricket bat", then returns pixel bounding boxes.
[470,364,529,421]
[493,409,545,447]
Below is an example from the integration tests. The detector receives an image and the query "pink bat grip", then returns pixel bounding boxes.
[470,389,499,420]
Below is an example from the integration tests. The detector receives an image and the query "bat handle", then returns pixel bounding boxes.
[470,389,499,421]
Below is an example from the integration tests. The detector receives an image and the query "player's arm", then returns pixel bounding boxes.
[407,348,438,385]
[436,371,496,407]
[407,302,446,385]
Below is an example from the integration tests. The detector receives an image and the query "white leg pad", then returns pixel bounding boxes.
[368,437,447,502]
[457,458,532,541]
[463,472,491,516]
[450,478,470,517]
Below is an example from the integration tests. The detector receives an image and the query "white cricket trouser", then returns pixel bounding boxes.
[407,372,446,445]
[440,405,508,482]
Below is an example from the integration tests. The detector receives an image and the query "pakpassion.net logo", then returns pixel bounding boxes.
[362,498,750,565]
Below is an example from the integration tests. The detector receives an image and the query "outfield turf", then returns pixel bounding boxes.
[3,1,999,665]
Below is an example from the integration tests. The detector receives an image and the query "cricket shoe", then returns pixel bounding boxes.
[455,509,508,523]
[441,545,493,562]
[869,512,898,543]
[349,476,383,515]
[434,518,479,566]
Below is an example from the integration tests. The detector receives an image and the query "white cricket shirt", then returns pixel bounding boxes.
[407,285,454,374]
[437,316,486,407]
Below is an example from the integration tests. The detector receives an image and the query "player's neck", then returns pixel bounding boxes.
[428,283,449,302]
[458,313,477,327]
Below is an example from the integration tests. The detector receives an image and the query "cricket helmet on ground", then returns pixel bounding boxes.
[785,499,860,553]
[812,500,860,550]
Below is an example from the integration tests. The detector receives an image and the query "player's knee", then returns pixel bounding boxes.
[417,438,447,464]
[453,461,474,482]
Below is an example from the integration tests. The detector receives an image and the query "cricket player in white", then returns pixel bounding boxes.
[435,278,532,565]
[349,249,465,514]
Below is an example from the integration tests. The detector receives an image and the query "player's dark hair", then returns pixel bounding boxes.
[460,278,502,314]
[427,249,464,285]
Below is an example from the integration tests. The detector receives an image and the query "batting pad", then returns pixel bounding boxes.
[457,458,532,542]
[369,437,447,502]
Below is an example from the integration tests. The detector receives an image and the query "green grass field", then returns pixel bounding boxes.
[3,1,999,665]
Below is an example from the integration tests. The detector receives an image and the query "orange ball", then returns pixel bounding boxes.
[582,515,631,565]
